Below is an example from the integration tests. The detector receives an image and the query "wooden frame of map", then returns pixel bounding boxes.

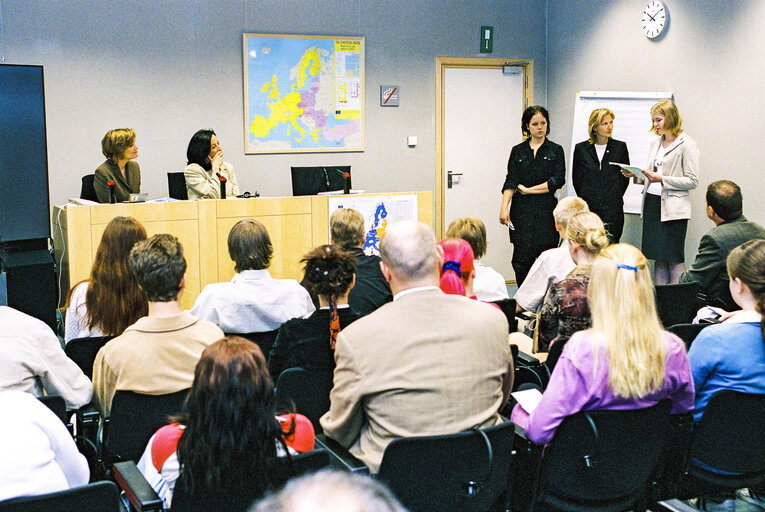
[242,33,365,154]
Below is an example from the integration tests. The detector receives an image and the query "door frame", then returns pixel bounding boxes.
[434,57,533,238]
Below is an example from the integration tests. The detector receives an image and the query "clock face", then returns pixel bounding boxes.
[642,0,667,39]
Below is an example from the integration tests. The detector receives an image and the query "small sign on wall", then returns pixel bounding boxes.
[380,85,399,107]
[480,26,493,53]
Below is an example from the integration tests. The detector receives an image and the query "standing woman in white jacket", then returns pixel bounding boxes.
[624,100,699,284]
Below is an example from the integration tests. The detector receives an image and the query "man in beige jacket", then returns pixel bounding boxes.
[320,220,514,473]
[92,234,222,416]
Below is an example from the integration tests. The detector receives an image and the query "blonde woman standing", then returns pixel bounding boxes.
[624,100,699,284]
[511,243,694,445]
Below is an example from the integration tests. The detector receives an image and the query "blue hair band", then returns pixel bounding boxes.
[442,260,461,277]
[616,263,638,272]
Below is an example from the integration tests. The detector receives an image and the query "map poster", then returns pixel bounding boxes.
[243,33,365,154]
[327,194,418,256]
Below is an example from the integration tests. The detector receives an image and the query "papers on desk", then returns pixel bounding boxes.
[511,388,544,414]
[146,197,180,203]
[610,162,645,179]
[318,189,366,195]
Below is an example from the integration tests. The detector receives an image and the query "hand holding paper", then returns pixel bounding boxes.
[611,162,645,180]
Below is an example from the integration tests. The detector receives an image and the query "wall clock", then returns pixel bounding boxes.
[642,1,668,39]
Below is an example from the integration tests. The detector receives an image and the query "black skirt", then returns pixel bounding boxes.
[642,193,687,262]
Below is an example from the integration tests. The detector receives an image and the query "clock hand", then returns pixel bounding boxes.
[645,11,657,21]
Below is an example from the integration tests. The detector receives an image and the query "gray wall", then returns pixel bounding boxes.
[547,0,765,261]
[1,0,547,208]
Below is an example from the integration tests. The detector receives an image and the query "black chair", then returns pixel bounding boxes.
[290,166,350,196]
[167,172,188,200]
[532,400,672,512]
[375,421,515,512]
[655,283,700,327]
[275,367,333,433]
[667,323,710,350]
[0,481,121,512]
[676,391,765,500]
[227,330,279,360]
[64,335,114,379]
[105,389,190,463]
[80,174,98,202]
[492,298,518,333]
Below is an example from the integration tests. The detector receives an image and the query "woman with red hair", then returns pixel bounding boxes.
[438,238,477,297]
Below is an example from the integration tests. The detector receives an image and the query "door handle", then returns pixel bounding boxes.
[447,171,463,189]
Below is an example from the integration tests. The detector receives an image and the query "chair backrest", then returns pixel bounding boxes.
[655,283,700,327]
[275,368,333,432]
[227,331,279,360]
[667,323,710,350]
[80,174,98,202]
[38,395,68,425]
[491,298,518,333]
[290,166,350,196]
[0,481,121,512]
[376,421,515,512]
[64,336,114,379]
[690,390,765,475]
[107,389,189,462]
[537,400,672,510]
[167,172,188,200]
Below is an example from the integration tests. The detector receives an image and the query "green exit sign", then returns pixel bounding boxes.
[480,26,493,53]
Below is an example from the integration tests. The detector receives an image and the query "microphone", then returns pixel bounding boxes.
[323,167,330,188]
[216,172,227,199]
[107,178,116,204]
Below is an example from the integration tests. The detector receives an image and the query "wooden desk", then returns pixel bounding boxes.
[53,192,432,309]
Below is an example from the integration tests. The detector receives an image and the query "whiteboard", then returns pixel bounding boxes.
[567,91,672,214]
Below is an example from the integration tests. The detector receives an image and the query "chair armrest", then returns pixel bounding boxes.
[515,349,542,367]
[112,461,164,512]
[315,434,369,474]
[510,425,545,512]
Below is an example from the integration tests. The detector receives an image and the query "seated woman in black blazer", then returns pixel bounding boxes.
[572,108,630,243]
[268,245,358,381]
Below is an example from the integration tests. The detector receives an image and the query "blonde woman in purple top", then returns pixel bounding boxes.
[511,243,694,445]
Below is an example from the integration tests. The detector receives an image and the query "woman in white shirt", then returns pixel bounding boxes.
[624,100,699,284]
[184,129,240,199]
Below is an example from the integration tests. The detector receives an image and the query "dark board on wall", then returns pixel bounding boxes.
[0,64,51,243]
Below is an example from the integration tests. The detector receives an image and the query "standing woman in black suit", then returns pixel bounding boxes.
[572,108,630,244]
[499,106,566,286]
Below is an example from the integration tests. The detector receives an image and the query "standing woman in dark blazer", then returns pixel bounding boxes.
[623,100,699,284]
[572,108,630,243]
[499,106,566,286]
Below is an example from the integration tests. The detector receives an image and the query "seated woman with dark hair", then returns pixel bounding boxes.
[268,245,358,382]
[64,216,148,343]
[136,337,314,511]
[184,129,240,199]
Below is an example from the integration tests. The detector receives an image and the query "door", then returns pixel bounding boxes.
[437,58,531,284]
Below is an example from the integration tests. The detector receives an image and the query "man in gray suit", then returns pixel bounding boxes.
[680,180,765,310]
[320,220,513,473]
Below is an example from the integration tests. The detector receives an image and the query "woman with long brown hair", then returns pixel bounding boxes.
[64,216,148,343]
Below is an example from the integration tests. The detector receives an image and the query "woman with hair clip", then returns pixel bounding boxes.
[64,216,148,343]
[537,211,610,371]
[268,245,358,382]
[571,108,630,243]
[184,129,240,199]
[136,336,315,511]
[437,238,477,298]
[511,243,694,445]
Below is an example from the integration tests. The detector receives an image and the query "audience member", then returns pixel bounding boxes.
[251,470,407,512]
[688,239,765,421]
[445,216,509,301]
[511,243,694,445]
[514,197,589,313]
[269,245,359,382]
[0,251,91,408]
[320,220,513,473]
[680,180,765,310]
[0,390,89,501]
[437,238,476,297]
[92,234,223,416]
[64,216,148,343]
[137,337,314,511]
[184,129,240,199]
[94,128,141,203]
[325,208,392,316]
[191,219,314,333]
[537,212,609,370]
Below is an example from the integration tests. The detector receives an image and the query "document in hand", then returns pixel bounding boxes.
[611,162,645,179]
[511,388,544,414]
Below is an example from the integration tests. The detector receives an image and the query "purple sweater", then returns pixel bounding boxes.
[511,330,695,445]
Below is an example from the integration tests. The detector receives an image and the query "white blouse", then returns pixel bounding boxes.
[64,282,103,343]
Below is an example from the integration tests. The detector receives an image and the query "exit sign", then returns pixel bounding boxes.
[480,26,493,53]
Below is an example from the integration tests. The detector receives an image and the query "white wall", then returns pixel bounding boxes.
[546,0,765,260]
[1,0,548,210]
